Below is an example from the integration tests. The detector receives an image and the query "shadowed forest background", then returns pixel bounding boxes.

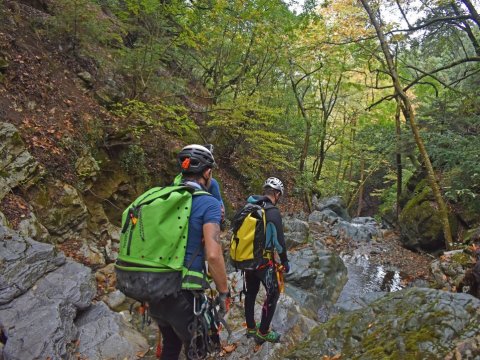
[1,0,479,264]
[1,1,480,359]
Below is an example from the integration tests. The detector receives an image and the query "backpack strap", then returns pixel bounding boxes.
[181,189,214,290]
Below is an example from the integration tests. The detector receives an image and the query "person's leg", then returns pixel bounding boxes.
[158,325,183,360]
[258,266,280,335]
[150,291,196,359]
[244,270,261,330]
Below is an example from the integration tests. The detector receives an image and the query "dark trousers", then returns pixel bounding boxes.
[244,266,280,334]
[149,291,195,360]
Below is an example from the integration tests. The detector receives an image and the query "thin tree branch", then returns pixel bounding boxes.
[404,57,480,92]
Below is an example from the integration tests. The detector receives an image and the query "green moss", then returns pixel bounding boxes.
[451,252,472,266]
[10,131,24,146]
[32,184,53,208]
[0,57,8,71]
[0,169,8,178]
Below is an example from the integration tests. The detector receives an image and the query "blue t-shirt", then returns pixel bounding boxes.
[209,178,224,207]
[183,184,222,272]
[174,173,224,208]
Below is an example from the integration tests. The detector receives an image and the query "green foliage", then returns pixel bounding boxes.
[376,168,414,220]
[183,0,296,102]
[41,0,480,218]
[418,91,480,213]
[120,144,150,184]
[105,0,189,98]
[111,99,198,137]
[47,0,113,50]
[207,99,295,187]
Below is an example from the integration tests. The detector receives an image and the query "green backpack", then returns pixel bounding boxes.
[115,185,210,303]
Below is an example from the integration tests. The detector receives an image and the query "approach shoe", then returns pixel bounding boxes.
[245,323,260,338]
[254,329,281,344]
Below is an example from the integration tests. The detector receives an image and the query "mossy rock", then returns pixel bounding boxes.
[286,287,480,360]
[398,181,457,252]
[26,179,88,242]
[464,227,480,244]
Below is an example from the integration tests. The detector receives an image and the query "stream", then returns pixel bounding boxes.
[334,251,404,312]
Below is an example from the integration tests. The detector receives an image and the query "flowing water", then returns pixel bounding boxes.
[334,252,404,312]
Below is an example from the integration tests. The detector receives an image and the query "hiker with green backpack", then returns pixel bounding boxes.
[115,144,230,360]
[173,144,225,230]
[230,177,290,344]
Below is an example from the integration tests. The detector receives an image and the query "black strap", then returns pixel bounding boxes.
[185,241,203,272]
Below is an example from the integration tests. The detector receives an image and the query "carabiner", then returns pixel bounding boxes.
[193,294,207,316]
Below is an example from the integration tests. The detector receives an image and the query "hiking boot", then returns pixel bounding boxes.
[254,329,281,344]
[245,323,259,338]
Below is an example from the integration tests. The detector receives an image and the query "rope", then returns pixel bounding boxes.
[187,293,224,360]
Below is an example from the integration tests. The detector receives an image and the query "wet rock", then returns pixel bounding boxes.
[283,217,309,248]
[399,180,456,251]
[0,225,149,359]
[103,289,126,310]
[0,122,43,199]
[75,151,100,191]
[286,242,347,316]
[75,301,149,359]
[286,287,480,359]
[15,207,49,241]
[27,180,89,243]
[314,196,350,221]
[332,218,381,242]
[77,71,93,88]
[0,225,66,304]
[308,209,340,225]
[334,291,387,313]
[0,210,7,226]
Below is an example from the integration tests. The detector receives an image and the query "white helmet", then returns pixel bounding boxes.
[263,177,284,195]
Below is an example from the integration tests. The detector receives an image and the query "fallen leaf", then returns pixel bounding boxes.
[222,343,237,353]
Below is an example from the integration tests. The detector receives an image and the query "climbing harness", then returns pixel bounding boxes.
[187,292,232,360]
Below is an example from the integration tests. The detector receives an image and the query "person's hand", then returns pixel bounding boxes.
[281,261,290,274]
[217,291,231,317]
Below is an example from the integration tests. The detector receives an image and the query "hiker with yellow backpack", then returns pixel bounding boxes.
[230,177,290,344]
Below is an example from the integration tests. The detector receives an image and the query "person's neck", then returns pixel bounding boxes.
[183,178,207,190]
[265,194,276,205]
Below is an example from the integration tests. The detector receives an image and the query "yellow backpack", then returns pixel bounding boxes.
[229,203,272,270]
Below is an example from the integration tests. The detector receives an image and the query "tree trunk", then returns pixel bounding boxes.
[451,2,480,56]
[289,67,311,172]
[360,0,453,249]
[461,0,480,29]
[356,153,365,217]
[395,99,402,219]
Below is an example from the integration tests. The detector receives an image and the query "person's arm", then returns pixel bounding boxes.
[208,178,224,207]
[268,208,289,264]
[203,222,228,293]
